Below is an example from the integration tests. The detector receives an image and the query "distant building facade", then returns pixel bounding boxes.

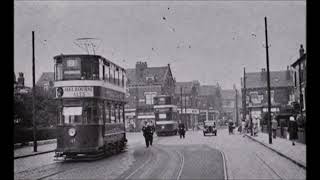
[174,81,201,130]
[221,88,241,124]
[197,84,222,125]
[36,72,55,91]
[241,68,294,119]
[125,62,175,131]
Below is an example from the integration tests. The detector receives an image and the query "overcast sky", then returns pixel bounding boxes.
[14,0,305,89]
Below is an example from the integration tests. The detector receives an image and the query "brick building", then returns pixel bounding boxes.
[241,68,294,120]
[291,44,306,115]
[125,62,175,131]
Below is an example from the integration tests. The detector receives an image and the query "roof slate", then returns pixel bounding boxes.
[244,71,293,89]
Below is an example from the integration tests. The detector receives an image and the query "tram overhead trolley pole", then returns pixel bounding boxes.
[32,31,37,152]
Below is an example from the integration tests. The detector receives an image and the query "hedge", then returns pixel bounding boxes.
[14,127,57,144]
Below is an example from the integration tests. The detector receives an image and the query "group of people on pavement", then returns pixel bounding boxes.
[236,113,300,146]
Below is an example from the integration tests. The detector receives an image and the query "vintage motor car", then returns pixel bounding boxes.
[203,120,217,136]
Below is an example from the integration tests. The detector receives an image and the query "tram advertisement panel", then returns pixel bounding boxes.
[56,86,125,101]
[56,86,94,98]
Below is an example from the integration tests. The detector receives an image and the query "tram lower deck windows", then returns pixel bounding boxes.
[63,107,83,124]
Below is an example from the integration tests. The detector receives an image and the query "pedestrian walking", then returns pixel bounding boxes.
[271,116,278,139]
[288,116,298,146]
[178,121,186,139]
[142,121,154,148]
[228,120,234,135]
[253,117,258,136]
[280,118,285,138]
[241,120,246,137]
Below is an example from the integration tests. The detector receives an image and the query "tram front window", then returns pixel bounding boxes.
[63,107,82,124]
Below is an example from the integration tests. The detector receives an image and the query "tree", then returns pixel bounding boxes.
[14,86,58,128]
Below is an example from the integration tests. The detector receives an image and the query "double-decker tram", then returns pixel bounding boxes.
[53,54,127,160]
[153,95,179,136]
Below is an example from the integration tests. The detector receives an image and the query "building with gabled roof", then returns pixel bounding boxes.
[241,67,294,120]
[125,61,176,131]
[36,72,54,91]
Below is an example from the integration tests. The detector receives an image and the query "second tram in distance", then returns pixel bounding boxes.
[153,95,179,136]
[53,54,127,160]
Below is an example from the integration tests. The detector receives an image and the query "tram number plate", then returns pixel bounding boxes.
[70,138,76,144]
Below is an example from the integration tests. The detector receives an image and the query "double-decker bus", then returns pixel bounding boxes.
[53,54,127,160]
[153,95,179,136]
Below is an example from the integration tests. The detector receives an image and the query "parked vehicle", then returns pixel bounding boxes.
[203,120,217,136]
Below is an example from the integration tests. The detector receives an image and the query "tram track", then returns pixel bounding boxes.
[175,149,184,180]
[254,152,283,180]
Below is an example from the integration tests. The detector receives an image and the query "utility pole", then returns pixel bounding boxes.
[180,87,183,124]
[185,89,187,130]
[264,17,272,144]
[235,86,239,126]
[243,67,246,122]
[32,31,37,152]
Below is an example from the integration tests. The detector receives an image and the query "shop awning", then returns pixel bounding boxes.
[63,107,82,116]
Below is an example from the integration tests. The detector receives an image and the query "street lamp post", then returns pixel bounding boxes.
[264,17,272,144]
[32,31,37,152]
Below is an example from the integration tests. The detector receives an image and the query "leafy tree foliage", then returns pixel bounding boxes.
[14,87,57,128]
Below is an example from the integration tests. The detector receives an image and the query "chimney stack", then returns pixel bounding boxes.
[261,68,267,81]
[17,72,25,88]
[135,61,147,80]
[299,44,305,57]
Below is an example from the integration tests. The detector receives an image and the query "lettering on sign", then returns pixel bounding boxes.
[56,86,94,98]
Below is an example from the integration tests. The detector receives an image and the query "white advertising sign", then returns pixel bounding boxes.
[56,86,94,98]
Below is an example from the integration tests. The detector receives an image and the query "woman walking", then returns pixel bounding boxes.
[288,116,298,146]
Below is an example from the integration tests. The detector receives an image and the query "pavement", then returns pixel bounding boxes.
[245,131,306,169]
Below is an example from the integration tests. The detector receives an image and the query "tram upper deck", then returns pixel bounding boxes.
[53,54,126,95]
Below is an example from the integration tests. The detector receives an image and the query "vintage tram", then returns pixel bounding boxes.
[153,95,179,136]
[53,54,127,160]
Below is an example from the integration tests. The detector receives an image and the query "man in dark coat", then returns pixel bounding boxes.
[288,116,298,146]
[142,121,154,148]
[178,121,186,139]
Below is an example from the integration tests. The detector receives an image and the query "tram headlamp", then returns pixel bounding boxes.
[68,128,76,137]
[161,126,165,129]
